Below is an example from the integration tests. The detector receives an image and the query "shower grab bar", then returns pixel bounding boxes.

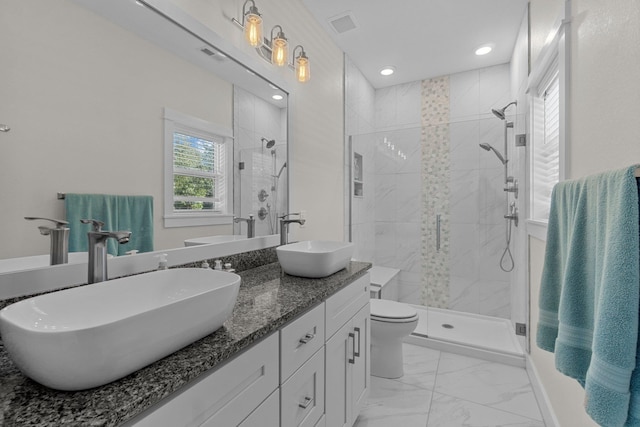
[436,214,441,252]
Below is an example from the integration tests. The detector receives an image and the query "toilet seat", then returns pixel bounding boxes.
[370,299,419,323]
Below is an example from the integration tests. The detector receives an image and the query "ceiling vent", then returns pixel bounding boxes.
[328,12,357,34]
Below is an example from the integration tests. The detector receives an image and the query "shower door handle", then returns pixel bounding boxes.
[436,214,441,252]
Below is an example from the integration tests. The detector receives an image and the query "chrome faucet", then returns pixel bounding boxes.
[81,219,131,284]
[279,213,305,245]
[24,217,70,265]
[234,215,256,238]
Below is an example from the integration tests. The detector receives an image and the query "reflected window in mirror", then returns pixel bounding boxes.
[163,108,233,228]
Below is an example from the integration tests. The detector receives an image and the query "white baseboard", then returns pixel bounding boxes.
[525,353,560,427]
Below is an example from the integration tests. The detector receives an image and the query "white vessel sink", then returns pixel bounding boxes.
[0,252,94,274]
[0,268,240,391]
[276,240,354,278]
[184,235,247,246]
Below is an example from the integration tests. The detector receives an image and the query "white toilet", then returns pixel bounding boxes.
[370,298,419,379]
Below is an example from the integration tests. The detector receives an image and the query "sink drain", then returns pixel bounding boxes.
[441,323,454,329]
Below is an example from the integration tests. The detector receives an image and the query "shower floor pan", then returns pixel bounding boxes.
[405,306,525,367]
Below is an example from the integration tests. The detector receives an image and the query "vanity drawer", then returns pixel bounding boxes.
[280,348,325,427]
[239,389,279,427]
[280,303,325,382]
[325,273,370,339]
[126,333,278,427]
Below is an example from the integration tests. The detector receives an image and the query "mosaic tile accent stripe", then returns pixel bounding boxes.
[421,77,450,308]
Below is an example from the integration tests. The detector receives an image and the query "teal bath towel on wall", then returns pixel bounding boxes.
[537,165,640,426]
[65,194,154,256]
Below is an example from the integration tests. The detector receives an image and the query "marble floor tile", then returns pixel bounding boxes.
[354,376,433,427]
[427,392,545,427]
[394,344,442,390]
[434,352,543,421]
[360,344,545,425]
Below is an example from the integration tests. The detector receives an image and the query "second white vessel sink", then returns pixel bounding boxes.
[0,268,240,391]
[276,240,354,278]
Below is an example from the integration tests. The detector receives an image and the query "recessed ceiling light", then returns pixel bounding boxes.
[272,94,283,100]
[380,66,395,76]
[475,44,494,56]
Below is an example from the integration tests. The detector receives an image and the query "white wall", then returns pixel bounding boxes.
[528,0,640,425]
[0,0,345,260]
[171,0,345,242]
[0,0,233,258]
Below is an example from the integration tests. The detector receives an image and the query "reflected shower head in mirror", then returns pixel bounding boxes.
[479,143,507,165]
[261,137,276,149]
[491,101,517,120]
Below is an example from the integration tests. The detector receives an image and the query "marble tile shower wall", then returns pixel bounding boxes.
[448,64,512,318]
[234,87,287,236]
[345,58,512,318]
[373,82,423,303]
[345,57,376,262]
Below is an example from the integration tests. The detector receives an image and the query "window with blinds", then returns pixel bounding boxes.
[163,108,233,228]
[172,132,225,212]
[531,66,560,221]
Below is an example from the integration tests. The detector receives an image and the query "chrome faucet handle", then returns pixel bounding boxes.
[24,217,69,228]
[80,219,105,232]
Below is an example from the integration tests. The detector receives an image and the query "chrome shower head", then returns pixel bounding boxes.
[479,143,507,165]
[261,137,276,149]
[491,101,517,120]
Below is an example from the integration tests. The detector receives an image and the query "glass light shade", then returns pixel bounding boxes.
[271,37,288,67]
[296,55,310,83]
[244,13,263,47]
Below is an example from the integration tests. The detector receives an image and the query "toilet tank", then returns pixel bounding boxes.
[369,266,400,301]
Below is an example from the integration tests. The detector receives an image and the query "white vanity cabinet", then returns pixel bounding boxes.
[280,303,326,427]
[123,273,370,427]
[325,274,371,427]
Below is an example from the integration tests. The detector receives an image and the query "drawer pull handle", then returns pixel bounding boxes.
[354,327,361,358]
[299,333,315,344]
[299,396,313,409]
[348,332,355,364]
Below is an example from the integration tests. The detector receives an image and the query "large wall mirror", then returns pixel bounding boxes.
[0,0,289,272]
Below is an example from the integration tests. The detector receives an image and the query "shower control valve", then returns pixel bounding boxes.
[503,178,519,199]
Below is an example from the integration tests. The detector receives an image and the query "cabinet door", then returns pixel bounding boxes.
[350,304,370,425]
[325,320,353,427]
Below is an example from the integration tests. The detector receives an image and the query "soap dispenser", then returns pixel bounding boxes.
[156,253,169,270]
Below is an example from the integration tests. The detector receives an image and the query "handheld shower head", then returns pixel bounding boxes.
[479,143,507,165]
[261,137,276,149]
[491,101,517,120]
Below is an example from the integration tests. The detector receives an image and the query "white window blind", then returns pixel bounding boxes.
[172,132,226,212]
[163,108,233,228]
[531,67,560,221]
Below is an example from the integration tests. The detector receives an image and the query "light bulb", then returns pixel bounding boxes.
[244,12,263,47]
[296,55,310,82]
[271,36,288,67]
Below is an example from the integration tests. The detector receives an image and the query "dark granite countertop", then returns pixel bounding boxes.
[0,261,371,427]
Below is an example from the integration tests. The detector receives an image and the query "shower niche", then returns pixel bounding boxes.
[353,152,363,198]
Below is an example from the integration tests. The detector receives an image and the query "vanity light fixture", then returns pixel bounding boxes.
[270,25,288,67]
[292,45,310,83]
[233,0,263,48]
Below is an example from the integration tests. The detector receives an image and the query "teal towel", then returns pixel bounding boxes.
[537,165,640,426]
[65,194,154,256]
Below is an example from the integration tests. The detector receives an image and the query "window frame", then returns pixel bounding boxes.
[163,108,233,228]
[525,6,570,242]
